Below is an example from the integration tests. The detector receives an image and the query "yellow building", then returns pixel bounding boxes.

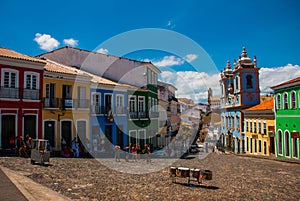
[243,99,275,156]
[42,60,92,151]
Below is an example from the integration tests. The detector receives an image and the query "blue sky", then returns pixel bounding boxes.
[1,0,300,102]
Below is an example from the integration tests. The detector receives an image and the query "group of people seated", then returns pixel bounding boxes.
[17,134,32,158]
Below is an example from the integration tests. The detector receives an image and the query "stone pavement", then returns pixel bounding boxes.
[0,166,71,201]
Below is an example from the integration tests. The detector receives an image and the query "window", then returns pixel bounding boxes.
[2,69,19,88]
[236,116,240,129]
[278,130,283,155]
[250,138,253,153]
[129,96,136,112]
[285,131,290,157]
[78,86,87,108]
[283,92,288,110]
[254,122,257,133]
[263,122,267,135]
[276,94,281,110]
[250,122,253,132]
[254,139,257,153]
[138,96,145,112]
[25,72,39,90]
[246,121,249,132]
[235,76,239,90]
[246,137,249,152]
[258,122,261,134]
[92,93,100,114]
[246,74,253,89]
[291,91,296,109]
[116,94,124,111]
[104,94,112,112]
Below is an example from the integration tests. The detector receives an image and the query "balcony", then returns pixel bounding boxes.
[73,99,89,109]
[149,111,159,118]
[90,105,101,114]
[23,89,40,100]
[115,106,126,115]
[0,86,19,99]
[43,98,60,108]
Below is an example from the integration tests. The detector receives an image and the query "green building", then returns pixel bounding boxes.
[271,77,300,160]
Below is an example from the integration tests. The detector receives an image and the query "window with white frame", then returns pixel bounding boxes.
[24,72,39,90]
[291,91,296,109]
[258,121,261,134]
[138,96,145,112]
[92,93,100,114]
[283,92,288,110]
[250,122,253,132]
[263,121,267,135]
[246,121,249,132]
[258,140,262,153]
[1,69,19,88]
[116,94,124,113]
[254,122,257,133]
[276,94,281,110]
[129,96,136,112]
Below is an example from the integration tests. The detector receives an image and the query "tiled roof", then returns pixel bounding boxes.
[44,60,80,75]
[271,77,300,89]
[0,47,45,64]
[246,99,274,111]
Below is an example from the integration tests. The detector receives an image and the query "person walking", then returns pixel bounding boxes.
[114,145,121,162]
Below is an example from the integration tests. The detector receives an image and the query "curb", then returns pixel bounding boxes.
[0,166,72,201]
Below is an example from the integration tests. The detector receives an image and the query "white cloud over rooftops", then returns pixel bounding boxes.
[159,64,300,103]
[34,33,60,51]
[63,38,78,47]
[96,48,109,55]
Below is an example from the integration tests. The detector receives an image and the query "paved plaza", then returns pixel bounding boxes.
[0,153,299,200]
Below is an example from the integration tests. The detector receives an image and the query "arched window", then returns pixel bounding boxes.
[278,130,282,155]
[276,94,281,110]
[291,91,296,109]
[283,92,288,110]
[285,131,290,157]
[246,75,253,89]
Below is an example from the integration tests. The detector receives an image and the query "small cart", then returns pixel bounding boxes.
[30,139,50,165]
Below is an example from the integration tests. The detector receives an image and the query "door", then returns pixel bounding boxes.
[44,121,55,147]
[77,121,86,142]
[24,115,36,139]
[1,115,16,149]
[116,125,123,147]
[269,137,275,154]
[61,121,72,147]
[62,85,72,108]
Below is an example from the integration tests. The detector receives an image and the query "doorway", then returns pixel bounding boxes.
[24,115,36,139]
[1,115,16,149]
[61,121,72,147]
[44,120,55,147]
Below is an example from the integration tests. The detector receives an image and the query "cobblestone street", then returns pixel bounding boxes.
[0,153,299,200]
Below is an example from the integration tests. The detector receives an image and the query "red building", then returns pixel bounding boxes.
[0,47,46,149]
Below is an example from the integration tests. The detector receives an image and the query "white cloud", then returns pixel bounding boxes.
[152,56,185,67]
[185,54,198,63]
[63,38,78,47]
[96,48,109,55]
[160,71,220,103]
[159,64,300,103]
[34,33,60,51]
[148,54,198,68]
[259,64,300,94]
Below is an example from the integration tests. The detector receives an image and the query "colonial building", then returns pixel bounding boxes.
[38,46,161,148]
[271,77,300,160]
[220,47,260,153]
[0,47,46,149]
[157,81,180,147]
[42,59,92,150]
[243,99,275,156]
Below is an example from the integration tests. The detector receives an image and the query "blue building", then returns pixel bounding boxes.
[220,47,260,153]
[88,73,130,153]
